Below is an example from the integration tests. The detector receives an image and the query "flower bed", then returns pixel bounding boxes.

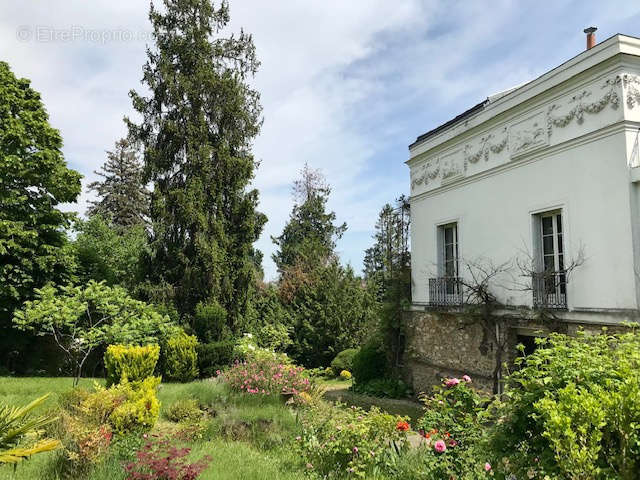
[219,358,311,396]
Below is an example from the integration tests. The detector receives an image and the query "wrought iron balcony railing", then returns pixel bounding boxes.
[532,270,567,310]
[428,277,463,307]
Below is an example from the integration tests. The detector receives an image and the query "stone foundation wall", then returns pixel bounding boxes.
[401,310,505,393]
[401,308,634,395]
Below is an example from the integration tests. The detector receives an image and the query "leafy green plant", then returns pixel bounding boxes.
[412,376,488,479]
[352,377,410,398]
[193,300,230,343]
[0,394,61,465]
[331,348,359,377]
[487,329,640,480]
[13,281,178,385]
[351,340,387,386]
[197,340,235,377]
[163,332,199,382]
[166,398,203,423]
[104,344,160,387]
[297,401,409,477]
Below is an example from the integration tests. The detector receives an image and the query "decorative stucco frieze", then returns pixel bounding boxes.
[621,74,640,109]
[463,127,508,166]
[440,149,464,181]
[509,112,548,156]
[546,75,621,135]
[410,157,440,191]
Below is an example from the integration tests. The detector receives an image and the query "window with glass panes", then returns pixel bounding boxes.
[540,212,566,296]
[442,223,458,278]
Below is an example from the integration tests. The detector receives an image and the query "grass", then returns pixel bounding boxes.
[317,378,424,423]
[0,377,306,480]
[0,377,423,479]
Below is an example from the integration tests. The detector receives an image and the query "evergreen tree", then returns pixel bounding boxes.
[363,196,411,368]
[87,138,149,228]
[128,0,266,331]
[0,61,82,370]
[363,197,411,299]
[272,163,346,272]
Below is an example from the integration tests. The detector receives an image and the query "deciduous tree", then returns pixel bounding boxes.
[0,61,82,364]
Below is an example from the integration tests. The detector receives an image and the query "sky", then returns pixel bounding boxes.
[1,1,640,280]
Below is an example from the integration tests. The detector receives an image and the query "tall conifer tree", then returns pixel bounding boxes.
[272,163,346,273]
[128,0,266,330]
[87,138,149,228]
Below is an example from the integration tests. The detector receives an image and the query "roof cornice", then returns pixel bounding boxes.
[409,34,640,158]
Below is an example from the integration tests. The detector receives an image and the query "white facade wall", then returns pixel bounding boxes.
[408,34,640,318]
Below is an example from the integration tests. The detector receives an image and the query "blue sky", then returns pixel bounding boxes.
[1,1,639,280]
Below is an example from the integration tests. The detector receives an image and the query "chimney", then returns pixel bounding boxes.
[584,26,597,50]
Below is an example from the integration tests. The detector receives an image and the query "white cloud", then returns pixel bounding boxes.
[2,0,639,280]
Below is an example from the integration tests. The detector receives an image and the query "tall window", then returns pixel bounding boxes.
[533,210,566,308]
[442,223,459,280]
[430,222,462,306]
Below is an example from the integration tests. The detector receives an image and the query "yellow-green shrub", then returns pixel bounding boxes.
[339,369,352,380]
[163,333,199,382]
[104,344,160,387]
[77,377,160,435]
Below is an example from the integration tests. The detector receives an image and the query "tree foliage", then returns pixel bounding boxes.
[0,60,82,339]
[272,163,346,272]
[128,0,266,329]
[284,261,377,367]
[13,280,178,384]
[87,138,149,228]
[362,197,411,369]
[72,215,148,291]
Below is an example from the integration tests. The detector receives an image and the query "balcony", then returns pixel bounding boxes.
[532,270,567,309]
[428,277,463,307]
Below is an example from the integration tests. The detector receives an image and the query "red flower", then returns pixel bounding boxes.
[396,421,410,432]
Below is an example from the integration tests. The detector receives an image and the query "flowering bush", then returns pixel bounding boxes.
[233,333,291,365]
[124,434,211,480]
[412,375,491,479]
[340,370,352,380]
[220,357,311,396]
[486,330,640,480]
[297,401,409,477]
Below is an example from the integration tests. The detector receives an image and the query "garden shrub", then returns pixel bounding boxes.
[330,348,359,376]
[234,333,291,365]
[411,375,489,479]
[486,330,640,480]
[104,344,160,387]
[124,434,211,480]
[196,340,235,377]
[340,369,352,380]
[297,401,409,477]
[352,377,411,398]
[166,398,204,423]
[193,300,231,343]
[76,377,161,435]
[351,340,387,386]
[221,357,311,396]
[163,332,199,382]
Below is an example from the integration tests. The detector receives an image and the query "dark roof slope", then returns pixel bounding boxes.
[409,99,488,149]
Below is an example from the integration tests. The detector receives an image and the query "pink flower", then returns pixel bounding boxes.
[462,375,472,383]
[444,378,460,388]
[434,440,447,453]
[352,446,358,454]
[484,463,492,472]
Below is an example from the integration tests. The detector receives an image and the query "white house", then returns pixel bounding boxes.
[403,30,640,391]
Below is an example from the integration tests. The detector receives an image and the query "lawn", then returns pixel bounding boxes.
[0,377,307,480]
[0,377,423,480]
